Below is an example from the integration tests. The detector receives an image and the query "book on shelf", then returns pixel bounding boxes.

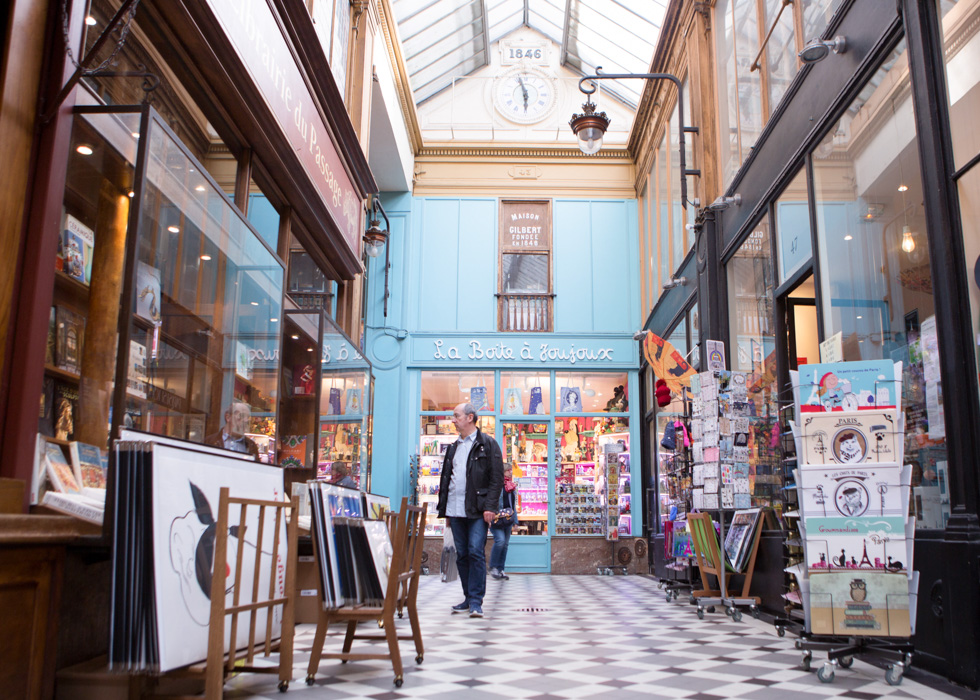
[45,442,80,495]
[46,306,56,365]
[39,376,55,437]
[62,213,95,286]
[69,441,107,489]
[127,340,147,398]
[55,306,85,374]
[41,491,104,525]
[53,380,79,441]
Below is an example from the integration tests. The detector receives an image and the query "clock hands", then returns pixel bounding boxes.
[518,75,529,113]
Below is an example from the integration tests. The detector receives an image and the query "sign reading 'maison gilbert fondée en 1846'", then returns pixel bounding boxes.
[500,200,551,250]
[208,0,361,257]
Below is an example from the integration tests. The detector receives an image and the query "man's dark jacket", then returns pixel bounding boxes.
[436,428,504,519]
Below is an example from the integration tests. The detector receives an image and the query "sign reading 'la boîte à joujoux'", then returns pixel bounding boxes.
[207,0,362,258]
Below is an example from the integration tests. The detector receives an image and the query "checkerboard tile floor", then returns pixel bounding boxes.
[223,574,962,699]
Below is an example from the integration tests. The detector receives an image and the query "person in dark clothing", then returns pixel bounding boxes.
[332,461,358,489]
[204,401,259,460]
[490,462,517,580]
[436,402,504,618]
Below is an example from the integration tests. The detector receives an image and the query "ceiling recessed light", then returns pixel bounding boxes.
[199,254,211,261]
[131,132,139,139]
[128,191,135,197]
[85,15,97,25]
[307,347,314,352]
[250,301,259,306]
[856,315,863,319]
[270,317,278,323]
[898,184,908,192]
[76,144,93,155]
[167,225,180,233]
[189,168,195,173]
[291,335,300,340]
[844,234,853,241]
[195,185,206,192]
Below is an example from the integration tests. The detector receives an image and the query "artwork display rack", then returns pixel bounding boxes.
[786,361,916,686]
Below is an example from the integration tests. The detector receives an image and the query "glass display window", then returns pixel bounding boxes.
[727,215,782,508]
[501,422,549,535]
[554,372,629,413]
[812,39,948,527]
[554,416,630,535]
[500,372,550,415]
[421,370,496,411]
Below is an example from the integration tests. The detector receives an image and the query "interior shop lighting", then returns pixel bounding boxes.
[799,36,847,64]
[901,225,917,254]
[128,191,135,197]
[76,144,94,155]
[570,67,700,208]
[195,185,206,192]
[85,15,97,25]
[199,254,211,261]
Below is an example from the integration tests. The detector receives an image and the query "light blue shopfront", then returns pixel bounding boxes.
[364,194,642,572]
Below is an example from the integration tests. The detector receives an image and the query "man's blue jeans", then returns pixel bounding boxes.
[489,525,511,571]
[448,516,489,607]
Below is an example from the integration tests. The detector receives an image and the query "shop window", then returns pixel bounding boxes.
[812,40,949,527]
[287,250,335,315]
[309,0,351,100]
[500,372,550,415]
[555,416,630,536]
[940,1,980,399]
[727,215,781,508]
[658,133,670,286]
[498,200,552,332]
[247,181,281,250]
[421,371,496,412]
[555,372,629,414]
[774,169,813,284]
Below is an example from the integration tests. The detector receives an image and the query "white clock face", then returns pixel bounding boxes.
[494,71,556,124]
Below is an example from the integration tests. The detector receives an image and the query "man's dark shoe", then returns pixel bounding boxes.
[451,601,469,614]
[499,571,510,580]
[490,568,504,580]
[469,605,484,618]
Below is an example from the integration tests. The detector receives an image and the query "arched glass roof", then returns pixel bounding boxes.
[390,0,668,108]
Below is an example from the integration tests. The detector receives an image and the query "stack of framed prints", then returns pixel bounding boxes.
[786,361,918,684]
[109,439,288,673]
[308,482,393,609]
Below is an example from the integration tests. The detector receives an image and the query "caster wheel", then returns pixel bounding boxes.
[838,656,853,669]
[394,677,404,688]
[732,610,743,622]
[800,653,812,672]
[697,608,705,619]
[398,612,404,619]
[817,664,835,683]
[658,581,665,589]
[416,655,424,664]
[689,595,696,605]
[666,593,672,602]
[305,675,315,686]
[885,666,904,686]
[777,626,786,637]
[706,606,716,614]
[751,607,761,619]
[725,606,733,617]
[278,680,289,693]
[341,660,348,665]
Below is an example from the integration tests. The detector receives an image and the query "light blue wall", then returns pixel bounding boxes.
[365,195,641,512]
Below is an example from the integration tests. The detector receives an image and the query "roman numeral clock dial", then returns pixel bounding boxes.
[494,69,556,124]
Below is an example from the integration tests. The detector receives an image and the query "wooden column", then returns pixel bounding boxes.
[76,182,129,449]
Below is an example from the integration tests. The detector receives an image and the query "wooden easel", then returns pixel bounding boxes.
[201,489,298,698]
[305,498,427,688]
[688,511,763,609]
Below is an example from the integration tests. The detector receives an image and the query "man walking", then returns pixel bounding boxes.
[437,402,504,618]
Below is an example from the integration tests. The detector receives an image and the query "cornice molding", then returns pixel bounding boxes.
[416,146,632,159]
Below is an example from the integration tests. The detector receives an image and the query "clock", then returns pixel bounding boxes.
[494,69,557,124]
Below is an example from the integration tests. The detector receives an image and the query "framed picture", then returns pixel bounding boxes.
[425,423,437,435]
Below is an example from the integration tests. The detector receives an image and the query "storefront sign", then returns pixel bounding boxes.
[208,0,361,257]
[411,335,637,367]
[500,200,551,250]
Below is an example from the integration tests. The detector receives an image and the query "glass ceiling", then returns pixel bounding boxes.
[390,0,668,108]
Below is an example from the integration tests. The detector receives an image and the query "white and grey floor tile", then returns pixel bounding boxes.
[223,574,965,699]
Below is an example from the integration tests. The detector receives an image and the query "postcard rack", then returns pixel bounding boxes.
[656,387,695,601]
[785,360,917,686]
[686,369,765,621]
[659,518,695,602]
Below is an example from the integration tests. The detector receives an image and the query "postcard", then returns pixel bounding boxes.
[800,410,902,465]
[797,360,898,413]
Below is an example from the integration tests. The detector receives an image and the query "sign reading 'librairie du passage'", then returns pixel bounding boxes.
[208,0,361,257]
[500,200,551,250]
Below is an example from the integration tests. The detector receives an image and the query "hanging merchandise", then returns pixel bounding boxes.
[655,378,672,407]
[661,421,677,451]
[528,386,544,415]
[642,331,696,395]
[502,387,522,415]
[469,385,487,411]
[559,386,582,412]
